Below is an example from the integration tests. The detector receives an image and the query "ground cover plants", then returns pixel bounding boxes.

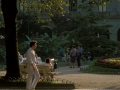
[81,57,120,74]
[96,57,120,69]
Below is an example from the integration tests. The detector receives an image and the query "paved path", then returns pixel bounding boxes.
[55,67,120,89]
[0,67,120,90]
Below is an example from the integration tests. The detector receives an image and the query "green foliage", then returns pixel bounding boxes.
[80,57,120,74]
[95,62,120,69]
[82,64,120,74]
[19,0,68,18]
[51,14,80,36]
[35,33,68,60]
[18,43,29,54]
[0,22,4,28]
[18,35,31,54]
[0,46,6,56]
[0,14,4,28]
[0,46,6,64]
[18,33,68,60]
[52,3,120,57]
[17,0,120,58]
[17,12,47,38]
[0,17,5,38]
[17,0,69,38]
[24,35,31,43]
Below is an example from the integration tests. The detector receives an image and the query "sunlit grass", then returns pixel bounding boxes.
[81,63,120,74]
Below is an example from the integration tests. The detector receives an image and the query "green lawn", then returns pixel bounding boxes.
[80,58,120,74]
[81,64,120,74]
[57,61,69,67]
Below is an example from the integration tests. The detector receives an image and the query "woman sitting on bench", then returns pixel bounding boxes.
[45,58,54,71]
[45,58,54,79]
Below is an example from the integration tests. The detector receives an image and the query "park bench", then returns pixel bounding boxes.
[19,64,57,80]
[37,65,57,80]
[19,64,28,78]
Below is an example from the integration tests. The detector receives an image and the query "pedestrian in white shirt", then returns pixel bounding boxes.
[26,41,40,90]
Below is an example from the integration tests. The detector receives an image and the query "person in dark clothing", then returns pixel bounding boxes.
[77,44,83,67]
[70,45,77,68]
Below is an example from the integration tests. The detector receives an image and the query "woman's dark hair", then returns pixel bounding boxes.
[30,41,37,47]
[45,58,50,63]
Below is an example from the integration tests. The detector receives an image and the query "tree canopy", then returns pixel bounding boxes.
[19,0,69,16]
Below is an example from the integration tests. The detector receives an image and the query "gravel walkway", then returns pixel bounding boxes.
[55,67,120,89]
[0,66,120,90]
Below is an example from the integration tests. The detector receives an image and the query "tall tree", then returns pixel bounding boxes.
[66,3,119,56]
[1,0,20,78]
[1,0,68,79]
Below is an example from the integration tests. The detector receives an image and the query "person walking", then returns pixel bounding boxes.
[77,44,83,67]
[26,41,40,90]
[70,45,77,68]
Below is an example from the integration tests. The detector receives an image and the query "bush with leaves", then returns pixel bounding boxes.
[17,12,47,39]
[18,33,69,61]
[35,33,69,60]
[0,45,6,64]
[52,3,120,57]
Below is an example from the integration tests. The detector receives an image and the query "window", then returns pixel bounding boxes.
[69,0,77,11]
[98,3,106,12]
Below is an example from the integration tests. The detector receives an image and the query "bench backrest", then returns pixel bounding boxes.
[19,64,28,74]
[19,65,50,74]
[38,65,51,77]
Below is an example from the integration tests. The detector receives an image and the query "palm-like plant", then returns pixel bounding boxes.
[18,33,68,61]
[35,33,67,60]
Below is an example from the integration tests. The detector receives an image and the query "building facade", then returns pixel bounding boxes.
[63,0,120,41]
[0,0,120,41]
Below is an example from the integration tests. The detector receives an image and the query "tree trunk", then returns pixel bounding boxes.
[1,0,20,79]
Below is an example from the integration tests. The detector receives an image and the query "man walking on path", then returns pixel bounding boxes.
[26,41,40,90]
[77,44,83,67]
